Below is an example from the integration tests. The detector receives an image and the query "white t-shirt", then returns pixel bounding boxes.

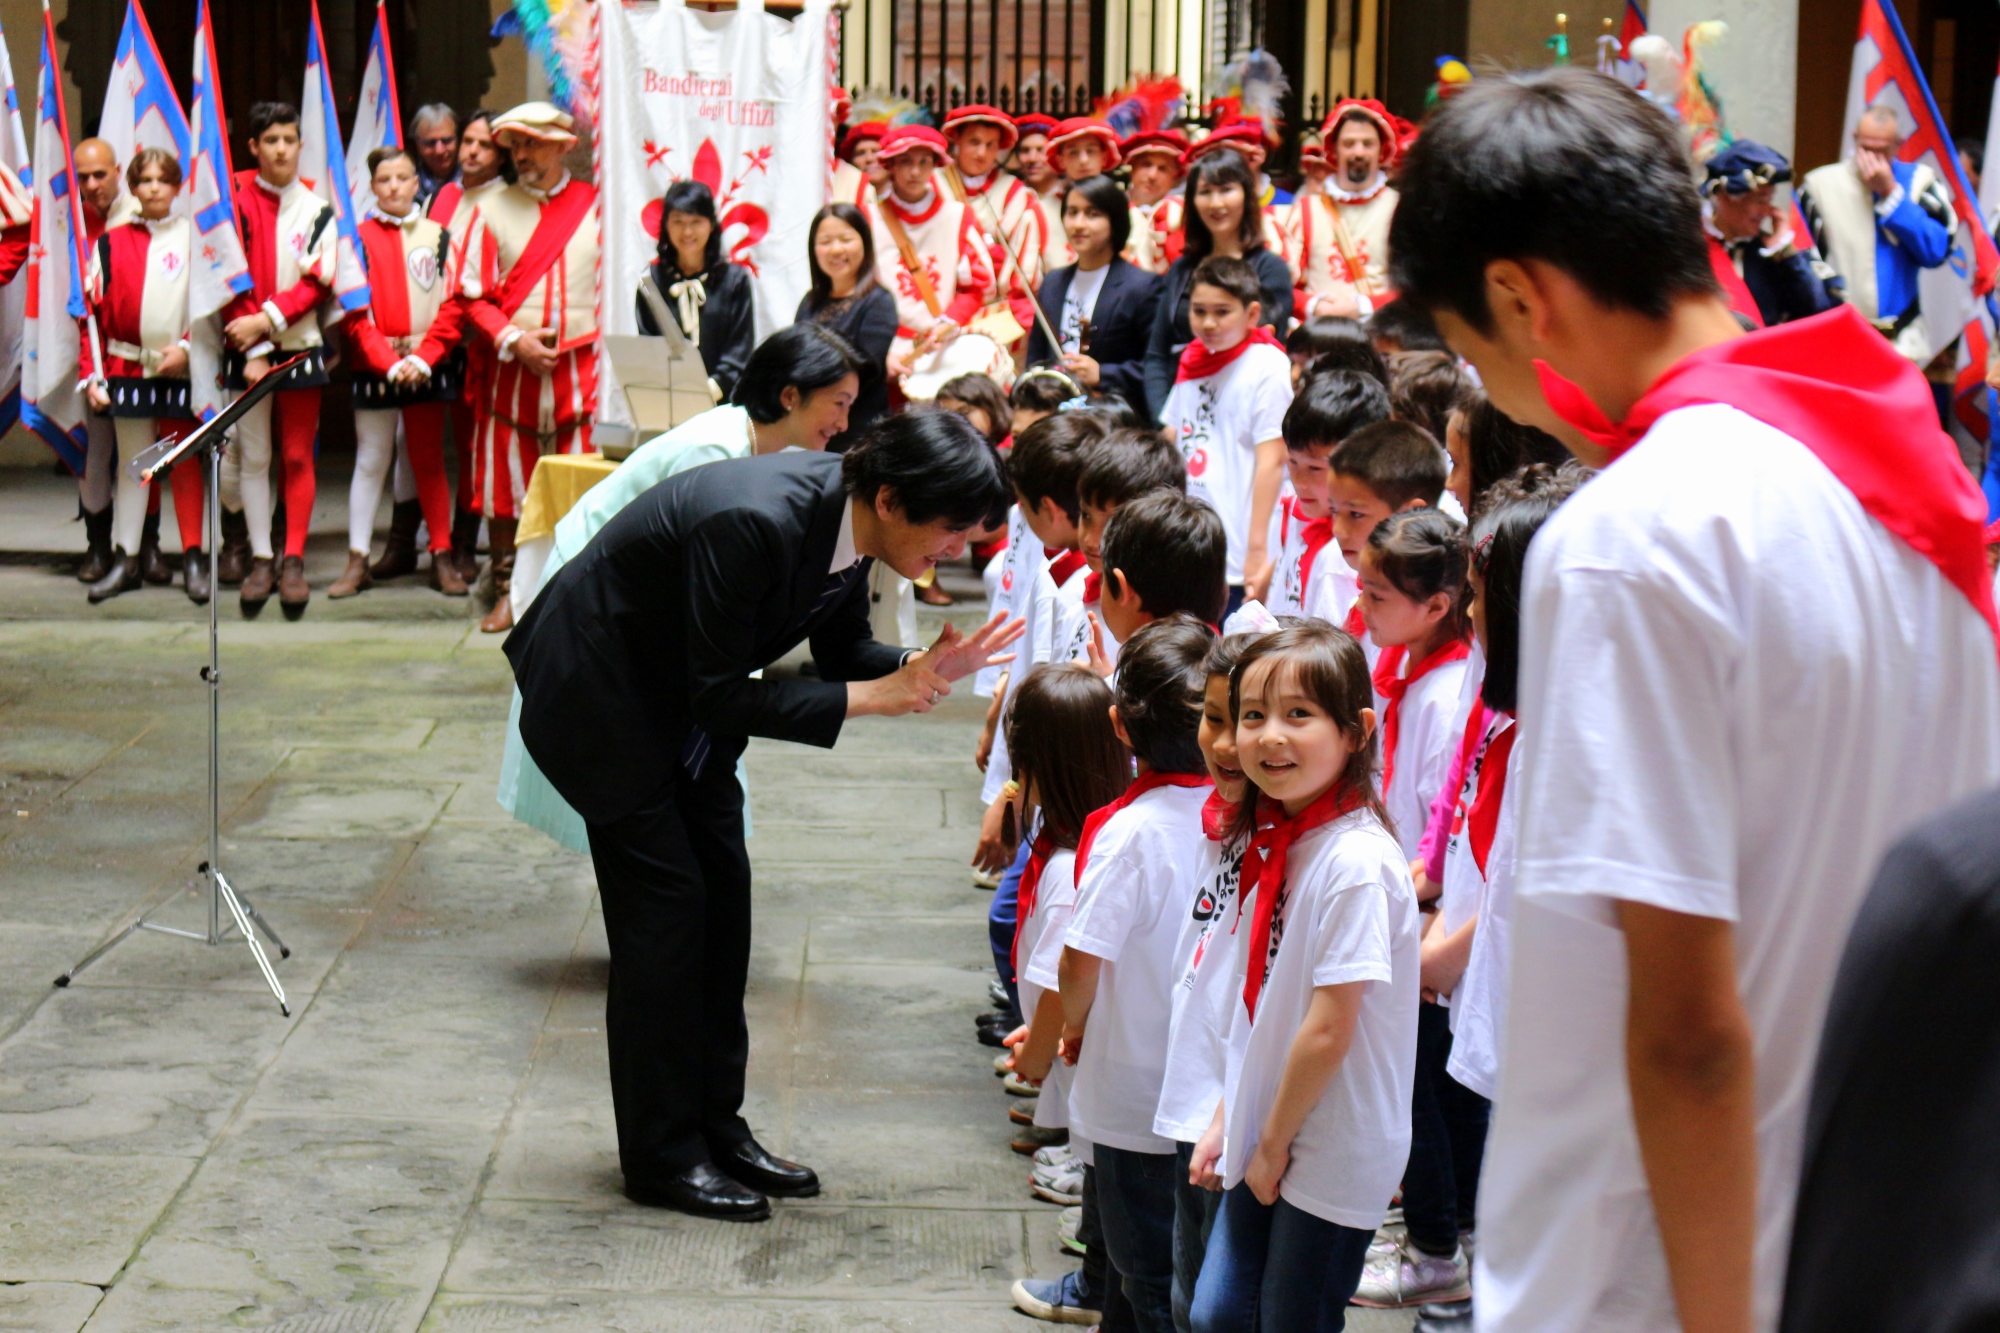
[1304,565,1367,663]
[976,506,1036,698]
[1436,702,1503,946]
[1445,730,1520,1102]
[1161,342,1293,584]
[1476,403,2000,1333]
[981,556,1088,803]
[1221,810,1420,1229]
[1050,587,1122,674]
[1268,495,1347,617]
[1018,845,1080,1131]
[1059,264,1110,354]
[1153,830,1251,1143]
[1381,650,1471,859]
[1065,780,1215,1154]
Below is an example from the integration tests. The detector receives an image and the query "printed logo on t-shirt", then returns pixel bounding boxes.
[1002,568,1014,593]
[1181,847,1245,987]
[1178,381,1222,492]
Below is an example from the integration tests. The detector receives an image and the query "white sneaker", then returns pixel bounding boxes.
[1031,1154,1086,1205]
[1057,1204,1086,1255]
[1033,1144,1076,1170]
[1350,1236,1471,1309]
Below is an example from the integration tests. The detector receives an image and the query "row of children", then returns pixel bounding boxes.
[950,257,1590,1330]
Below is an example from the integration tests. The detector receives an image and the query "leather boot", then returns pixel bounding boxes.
[449,508,483,584]
[429,549,469,597]
[77,506,113,583]
[183,549,210,605]
[278,555,310,620]
[138,510,173,585]
[327,550,373,599]
[217,507,251,585]
[370,499,422,579]
[86,548,142,603]
[239,555,275,617]
[479,516,517,634]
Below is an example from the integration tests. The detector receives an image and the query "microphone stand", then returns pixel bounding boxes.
[55,355,311,1015]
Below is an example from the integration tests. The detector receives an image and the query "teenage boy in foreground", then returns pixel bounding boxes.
[1388,69,2000,1333]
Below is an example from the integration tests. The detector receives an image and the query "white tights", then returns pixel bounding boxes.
[111,418,157,554]
[221,396,276,559]
[348,408,399,554]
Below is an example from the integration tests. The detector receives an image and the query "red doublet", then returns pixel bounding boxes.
[347,215,464,376]
[222,172,330,335]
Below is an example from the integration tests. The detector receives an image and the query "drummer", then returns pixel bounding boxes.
[868,125,996,395]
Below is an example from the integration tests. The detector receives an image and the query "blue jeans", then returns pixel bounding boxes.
[1094,1143,1181,1333]
[1173,1140,1224,1333]
[1189,1184,1375,1333]
[987,837,1031,1013]
[1402,1000,1491,1254]
[1224,584,1246,619]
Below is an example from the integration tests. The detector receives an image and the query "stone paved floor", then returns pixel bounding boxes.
[0,477,1417,1332]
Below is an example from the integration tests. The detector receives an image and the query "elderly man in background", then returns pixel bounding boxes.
[410,103,461,206]
[69,139,124,585]
[1701,141,1840,329]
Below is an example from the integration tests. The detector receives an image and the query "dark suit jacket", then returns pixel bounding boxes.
[504,451,904,826]
[1025,258,1165,407]
[636,259,757,401]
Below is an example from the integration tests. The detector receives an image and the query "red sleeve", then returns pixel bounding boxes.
[415,294,466,365]
[0,222,28,288]
[223,289,261,325]
[462,295,511,345]
[344,309,399,376]
[459,226,514,346]
[268,274,329,327]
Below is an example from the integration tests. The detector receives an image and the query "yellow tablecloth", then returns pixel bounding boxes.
[516,453,620,544]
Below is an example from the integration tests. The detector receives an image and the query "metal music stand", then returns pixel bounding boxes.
[54,355,311,1015]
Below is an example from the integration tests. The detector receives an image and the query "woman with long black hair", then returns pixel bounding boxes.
[796,203,897,449]
[1025,174,1164,407]
[637,179,757,402]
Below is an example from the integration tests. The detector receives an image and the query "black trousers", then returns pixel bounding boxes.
[585,740,755,1182]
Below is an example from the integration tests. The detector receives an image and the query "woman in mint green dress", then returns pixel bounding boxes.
[498,324,865,849]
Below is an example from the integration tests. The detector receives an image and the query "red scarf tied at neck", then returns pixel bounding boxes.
[1075,769,1213,879]
[1371,638,1472,797]
[1175,325,1285,384]
[1240,784,1366,1019]
[1011,829,1057,972]
[1200,788,1236,842]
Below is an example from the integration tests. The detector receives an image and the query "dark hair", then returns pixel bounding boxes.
[1204,630,1261,681]
[1461,392,1572,516]
[126,146,183,190]
[1227,623,1387,839]
[1472,461,1595,712]
[1189,254,1263,310]
[1012,366,1083,416]
[1289,316,1387,380]
[463,109,517,183]
[659,179,724,273]
[1388,350,1473,444]
[1005,664,1131,848]
[805,204,879,310]
[1101,490,1228,625]
[1283,369,1392,452]
[1365,298,1447,353]
[366,145,417,177]
[1009,412,1110,522]
[1182,147,1264,263]
[1365,508,1472,644]
[1330,419,1447,511]
[937,373,1014,446]
[1388,69,1717,333]
[1072,391,1150,429]
[247,102,299,139]
[1062,174,1133,255]
[1963,138,1986,180]
[841,409,1011,530]
[729,324,866,424]
[1077,426,1188,510]
[1114,614,1214,774]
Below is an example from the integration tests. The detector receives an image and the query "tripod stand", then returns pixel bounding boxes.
[55,358,309,1015]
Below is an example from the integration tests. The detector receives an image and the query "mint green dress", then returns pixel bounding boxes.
[497,406,759,851]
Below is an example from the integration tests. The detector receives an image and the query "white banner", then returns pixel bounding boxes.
[599,0,834,360]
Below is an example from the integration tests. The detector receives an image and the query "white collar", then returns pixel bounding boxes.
[367,203,423,229]
[1325,172,1387,203]
[958,167,991,189]
[890,184,937,214]
[521,171,572,202]
[140,214,178,233]
[830,500,860,574]
[255,175,296,197]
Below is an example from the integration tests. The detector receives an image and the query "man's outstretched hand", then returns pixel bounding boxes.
[920,612,1026,683]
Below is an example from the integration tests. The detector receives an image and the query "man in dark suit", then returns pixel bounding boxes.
[505,412,1018,1221]
[1026,173,1165,408]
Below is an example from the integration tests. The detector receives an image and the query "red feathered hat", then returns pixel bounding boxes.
[1046,117,1122,168]
[876,123,951,163]
[1121,129,1190,172]
[1322,98,1402,166]
[839,121,888,160]
[1013,113,1059,139]
[943,104,1020,152]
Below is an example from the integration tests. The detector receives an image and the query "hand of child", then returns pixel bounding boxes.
[1245,1140,1289,1206]
[1014,1042,1053,1086]
[85,382,110,413]
[156,345,190,379]
[224,311,273,351]
[1058,1023,1084,1066]
[974,714,996,772]
[1078,614,1113,679]
[1420,930,1466,1000]
[971,796,1014,874]
[1189,1121,1226,1192]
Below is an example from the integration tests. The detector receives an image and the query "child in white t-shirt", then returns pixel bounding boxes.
[1268,370,1390,617]
[1311,419,1449,665]
[1059,616,1218,1330]
[1158,256,1293,610]
[1062,428,1192,672]
[1190,621,1420,1332]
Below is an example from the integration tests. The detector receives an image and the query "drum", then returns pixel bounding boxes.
[898,331,1015,400]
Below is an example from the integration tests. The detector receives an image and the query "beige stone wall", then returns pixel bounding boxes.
[489,0,527,110]
[1467,0,1625,79]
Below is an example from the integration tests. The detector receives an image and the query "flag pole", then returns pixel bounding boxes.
[376,0,403,149]
[42,0,104,393]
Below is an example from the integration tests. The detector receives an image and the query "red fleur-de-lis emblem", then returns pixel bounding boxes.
[741,145,773,177]
[643,139,671,170]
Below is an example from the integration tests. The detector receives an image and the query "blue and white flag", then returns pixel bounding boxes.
[301,0,370,312]
[99,0,191,205]
[186,0,247,323]
[346,0,402,209]
[20,9,91,470]
[0,6,33,438]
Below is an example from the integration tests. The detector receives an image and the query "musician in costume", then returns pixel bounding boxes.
[458,101,602,635]
[1009,114,1066,271]
[867,125,998,393]
[942,104,1049,309]
[77,147,205,605]
[220,101,340,620]
[1295,127,1331,198]
[332,145,469,601]
[69,139,123,588]
[1122,129,1186,276]
[1701,141,1839,330]
[1799,104,1954,363]
[1289,98,1400,320]
[834,120,887,213]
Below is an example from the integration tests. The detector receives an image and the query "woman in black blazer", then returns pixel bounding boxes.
[795,203,897,451]
[1140,147,1294,421]
[637,179,757,401]
[1024,174,1164,409]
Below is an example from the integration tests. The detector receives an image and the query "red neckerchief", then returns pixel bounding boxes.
[1074,770,1213,880]
[1705,233,1764,330]
[1297,509,1336,600]
[1342,597,1366,640]
[1372,638,1473,796]
[1201,788,1236,841]
[1240,785,1366,1018]
[1175,325,1284,384]
[1011,829,1057,972]
[1467,717,1518,877]
[1083,571,1103,606]
[1534,305,1998,644]
[1049,548,1088,587]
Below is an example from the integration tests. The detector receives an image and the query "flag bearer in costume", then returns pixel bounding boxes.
[458,101,602,635]
[332,145,469,601]
[70,139,122,587]
[1290,99,1400,321]
[867,125,995,386]
[1122,130,1186,275]
[1799,104,1954,363]
[220,101,338,620]
[77,147,206,605]
[835,121,888,210]
[942,103,1048,321]
[1701,141,1839,329]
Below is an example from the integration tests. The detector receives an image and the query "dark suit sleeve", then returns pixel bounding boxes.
[703,265,757,401]
[807,565,908,683]
[1143,264,1186,424]
[850,287,899,368]
[1026,270,1063,366]
[1097,267,1164,406]
[1257,248,1294,339]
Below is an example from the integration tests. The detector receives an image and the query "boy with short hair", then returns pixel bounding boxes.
[1158,256,1293,613]
[1065,427,1188,668]
[1307,418,1447,648]
[1270,369,1392,617]
[1097,491,1229,645]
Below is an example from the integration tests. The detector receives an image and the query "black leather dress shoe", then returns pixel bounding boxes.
[715,1139,820,1198]
[624,1163,771,1221]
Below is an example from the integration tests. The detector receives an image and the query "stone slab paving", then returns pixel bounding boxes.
[0,536,1417,1332]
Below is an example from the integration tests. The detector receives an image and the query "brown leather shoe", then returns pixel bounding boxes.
[369,499,422,579]
[239,555,275,617]
[478,516,517,634]
[327,550,372,598]
[86,549,142,603]
[429,550,469,597]
[217,507,250,585]
[479,595,514,633]
[138,512,174,585]
[449,508,483,584]
[76,507,113,583]
[278,555,310,620]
